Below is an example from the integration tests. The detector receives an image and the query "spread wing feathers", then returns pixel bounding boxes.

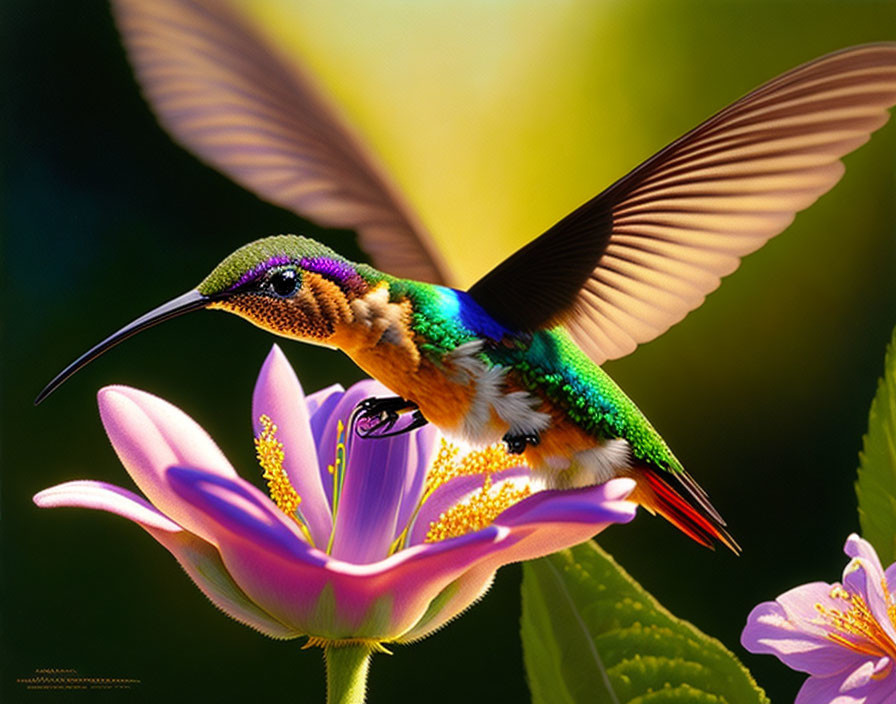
[112,0,450,284]
[468,43,896,364]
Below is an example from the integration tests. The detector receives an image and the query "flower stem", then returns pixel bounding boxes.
[325,643,372,704]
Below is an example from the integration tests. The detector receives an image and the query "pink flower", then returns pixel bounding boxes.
[35,345,637,645]
[742,534,896,704]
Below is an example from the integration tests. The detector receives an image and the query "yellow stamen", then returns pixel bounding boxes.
[425,439,523,494]
[425,475,531,543]
[815,571,896,661]
[326,419,348,555]
[389,440,530,553]
[255,414,314,545]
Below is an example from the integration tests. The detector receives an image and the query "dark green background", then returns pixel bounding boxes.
[3,2,895,702]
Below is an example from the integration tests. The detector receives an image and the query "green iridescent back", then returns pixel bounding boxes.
[490,327,684,474]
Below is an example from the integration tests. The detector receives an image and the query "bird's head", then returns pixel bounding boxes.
[198,235,373,340]
[36,235,376,403]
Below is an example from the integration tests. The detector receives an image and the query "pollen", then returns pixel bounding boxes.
[255,414,313,544]
[815,576,896,661]
[425,439,523,494]
[424,475,531,543]
[389,439,531,553]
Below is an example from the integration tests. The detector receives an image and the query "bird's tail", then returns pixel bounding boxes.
[630,463,740,554]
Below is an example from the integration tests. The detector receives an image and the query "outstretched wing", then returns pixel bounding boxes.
[468,44,896,364]
[113,0,450,284]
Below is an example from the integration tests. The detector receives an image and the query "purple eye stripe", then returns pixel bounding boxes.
[301,257,365,293]
[228,255,292,291]
[227,255,365,293]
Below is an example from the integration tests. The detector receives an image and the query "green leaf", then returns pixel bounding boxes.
[520,541,769,704]
[856,327,896,565]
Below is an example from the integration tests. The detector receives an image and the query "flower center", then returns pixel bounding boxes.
[422,440,531,543]
[816,580,896,662]
[256,413,531,553]
[255,414,314,545]
[386,440,532,553]
[424,474,531,543]
[424,440,524,493]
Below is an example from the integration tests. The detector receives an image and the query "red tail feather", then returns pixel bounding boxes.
[631,464,740,554]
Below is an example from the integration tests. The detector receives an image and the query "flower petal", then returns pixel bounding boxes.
[407,466,531,546]
[330,433,410,563]
[742,582,867,676]
[414,477,637,560]
[401,478,639,641]
[306,382,345,447]
[398,564,496,642]
[166,467,317,564]
[493,478,638,534]
[395,424,439,539]
[98,385,236,543]
[795,661,896,704]
[34,480,181,531]
[885,561,896,590]
[34,480,300,639]
[795,674,859,704]
[167,463,522,638]
[315,378,392,504]
[252,345,333,547]
[469,479,637,570]
[154,529,303,641]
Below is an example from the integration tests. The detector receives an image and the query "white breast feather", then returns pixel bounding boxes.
[542,439,633,489]
[444,341,550,444]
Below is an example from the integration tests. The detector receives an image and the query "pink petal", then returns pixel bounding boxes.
[154,529,304,640]
[34,480,300,639]
[742,581,867,676]
[841,658,886,692]
[398,564,496,642]
[97,385,236,543]
[252,345,333,547]
[775,581,853,637]
[795,674,860,704]
[330,432,410,563]
[455,478,637,570]
[166,468,637,640]
[166,467,316,564]
[34,480,181,531]
[167,465,520,638]
[795,662,896,704]
[407,466,531,546]
[493,478,638,535]
[401,478,639,641]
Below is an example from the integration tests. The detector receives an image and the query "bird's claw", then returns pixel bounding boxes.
[503,431,540,455]
[367,409,429,438]
[352,396,428,439]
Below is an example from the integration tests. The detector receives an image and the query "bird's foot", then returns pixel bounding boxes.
[352,396,429,439]
[503,431,540,455]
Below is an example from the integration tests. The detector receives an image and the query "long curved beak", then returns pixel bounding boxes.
[35,290,213,405]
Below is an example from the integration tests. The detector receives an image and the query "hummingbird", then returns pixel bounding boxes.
[37,39,896,553]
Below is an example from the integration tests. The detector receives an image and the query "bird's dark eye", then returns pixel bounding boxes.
[267,267,300,297]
